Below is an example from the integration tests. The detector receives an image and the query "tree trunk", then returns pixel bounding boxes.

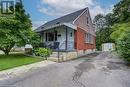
[0,43,15,55]
[4,50,10,55]
[1,49,10,55]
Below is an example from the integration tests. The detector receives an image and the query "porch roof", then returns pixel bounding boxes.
[35,23,77,32]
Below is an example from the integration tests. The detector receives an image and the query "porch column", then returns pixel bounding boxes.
[65,26,68,50]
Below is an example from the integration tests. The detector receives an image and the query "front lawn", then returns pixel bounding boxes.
[0,54,44,71]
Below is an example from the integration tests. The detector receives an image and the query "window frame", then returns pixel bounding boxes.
[85,33,93,44]
[1,1,14,14]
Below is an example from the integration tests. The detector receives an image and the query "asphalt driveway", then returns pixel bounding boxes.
[0,52,130,87]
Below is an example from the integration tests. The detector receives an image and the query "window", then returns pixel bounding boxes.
[85,33,93,44]
[45,33,48,42]
[45,31,58,42]
[70,32,72,37]
[48,32,54,41]
[86,17,89,24]
[1,1,14,14]
[54,31,57,41]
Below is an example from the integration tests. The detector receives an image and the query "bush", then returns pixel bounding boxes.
[111,23,130,62]
[117,32,130,61]
[34,48,52,58]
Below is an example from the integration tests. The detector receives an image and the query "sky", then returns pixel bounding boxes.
[22,0,120,29]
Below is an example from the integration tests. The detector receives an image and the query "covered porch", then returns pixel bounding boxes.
[39,24,76,51]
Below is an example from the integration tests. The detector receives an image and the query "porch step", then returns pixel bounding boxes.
[48,57,64,62]
[48,51,79,62]
[48,52,65,62]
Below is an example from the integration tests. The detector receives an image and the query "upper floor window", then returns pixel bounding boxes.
[1,0,14,14]
[70,32,72,37]
[86,17,89,24]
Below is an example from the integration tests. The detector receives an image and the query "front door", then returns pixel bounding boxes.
[67,29,74,50]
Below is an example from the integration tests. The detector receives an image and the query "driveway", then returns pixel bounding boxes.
[0,52,130,87]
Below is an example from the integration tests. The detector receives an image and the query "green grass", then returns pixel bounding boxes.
[0,54,44,71]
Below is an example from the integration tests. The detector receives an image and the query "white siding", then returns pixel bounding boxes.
[67,27,74,50]
[57,28,66,49]
[42,27,75,50]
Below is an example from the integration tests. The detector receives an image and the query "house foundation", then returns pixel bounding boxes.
[48,49,96,62]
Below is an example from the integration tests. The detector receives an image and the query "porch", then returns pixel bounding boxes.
[39,25,76,51]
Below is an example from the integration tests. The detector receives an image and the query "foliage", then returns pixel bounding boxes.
[105,13,118,26]
[34,48,52,58]
[109,0,130,62]
[95,0,130,52]
[93,14,107,31]
[0,2,40,55]
[96,27,115,50]
[28,32,41,48]
[110,23,128,40]
[111,23,130,61]
[113,0,130,22]
[93,14,104,22]
[0,17,22,55]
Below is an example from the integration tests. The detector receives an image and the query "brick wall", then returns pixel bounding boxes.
[74,27,96,50]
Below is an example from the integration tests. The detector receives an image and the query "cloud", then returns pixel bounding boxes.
[32,21,47,30]
[90,5,113,18]
[38,0,113,19]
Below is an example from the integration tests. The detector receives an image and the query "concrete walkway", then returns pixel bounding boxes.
[0,60,55,81]
[1,52,130,87]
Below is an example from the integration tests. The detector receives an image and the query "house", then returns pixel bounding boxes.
[35,8,96,61]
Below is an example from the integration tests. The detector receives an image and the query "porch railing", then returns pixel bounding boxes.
[57,41,66,62]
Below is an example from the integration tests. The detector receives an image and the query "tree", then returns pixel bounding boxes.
[93,14,107,31]
[0,1,40,55]
[0,18,22,55]
[113,0,130,22]
[94,14,115,50]
[29,32,40,48]
[105,13,118,27]
[94,0,130,51]
[108,0,130,62]
[96,27,115,50]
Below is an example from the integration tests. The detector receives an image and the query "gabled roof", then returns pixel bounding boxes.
[35,8,88,32]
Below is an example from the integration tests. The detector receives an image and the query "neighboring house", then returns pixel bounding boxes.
[35,8,96,61]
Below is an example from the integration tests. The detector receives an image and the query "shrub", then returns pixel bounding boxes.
[117,32,130,61]
[34,48,52,58]
[111,23,130,62]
